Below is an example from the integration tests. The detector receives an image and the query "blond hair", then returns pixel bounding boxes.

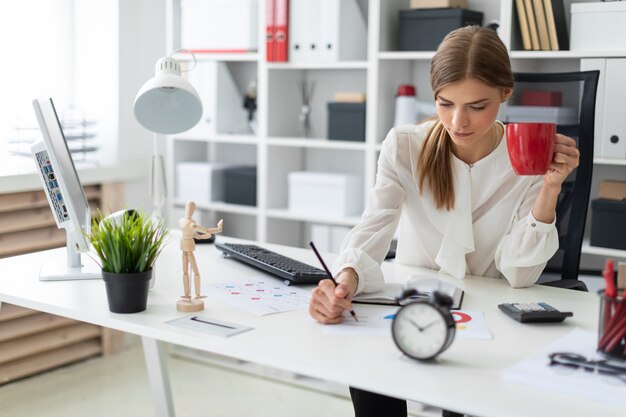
[417,26,514,210]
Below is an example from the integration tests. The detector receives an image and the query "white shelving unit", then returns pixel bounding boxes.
[165,0,626,264]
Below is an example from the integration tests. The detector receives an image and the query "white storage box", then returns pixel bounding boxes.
[570,2,626,51]
[309,224,351,253]
[501,105,577,125]
[288,171,363,217]
[176,162,236,205]
[181,0,258,52]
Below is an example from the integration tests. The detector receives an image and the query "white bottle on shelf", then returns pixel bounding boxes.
[393,84,416,127]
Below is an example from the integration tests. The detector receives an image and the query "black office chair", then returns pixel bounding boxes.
[393,72,601,417]
[506,71,599,292]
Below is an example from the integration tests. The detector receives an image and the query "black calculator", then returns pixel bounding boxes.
[498,302,573,323]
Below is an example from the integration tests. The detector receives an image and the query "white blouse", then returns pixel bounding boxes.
[333,121,559,295]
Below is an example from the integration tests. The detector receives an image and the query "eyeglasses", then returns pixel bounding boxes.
[548,352,626,384]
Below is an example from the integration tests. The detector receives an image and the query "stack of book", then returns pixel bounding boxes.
[515,0,569,51]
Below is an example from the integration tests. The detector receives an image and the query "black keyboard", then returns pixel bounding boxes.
[215,242,328,285]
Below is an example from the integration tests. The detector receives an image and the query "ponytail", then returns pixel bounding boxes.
[417,120,454,210]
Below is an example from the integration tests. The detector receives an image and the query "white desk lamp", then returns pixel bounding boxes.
[133,52,202,213]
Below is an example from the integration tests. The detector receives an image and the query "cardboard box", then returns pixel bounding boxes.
[598,180,626,201]
[571,2,626,51]
[333,92,366,103]
[398,8,483,51]
[181,0,258,51]
[618,262,626,290]
[288,171,363,217]
[410,0,467,9]
[176,162,236,204]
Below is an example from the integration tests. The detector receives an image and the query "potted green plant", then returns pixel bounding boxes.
[87,210,169,313]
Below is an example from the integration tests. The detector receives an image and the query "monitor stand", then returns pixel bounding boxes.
[38,231,101,281]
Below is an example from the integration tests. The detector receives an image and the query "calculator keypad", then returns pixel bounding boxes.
[498,302,573,323]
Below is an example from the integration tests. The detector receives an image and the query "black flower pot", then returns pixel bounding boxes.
[102,269,152,313]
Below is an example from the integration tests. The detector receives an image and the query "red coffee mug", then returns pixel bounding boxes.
[506,122,556,175]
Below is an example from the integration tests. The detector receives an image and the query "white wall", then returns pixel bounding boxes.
[74,0,118,166]
[117,0,167,212]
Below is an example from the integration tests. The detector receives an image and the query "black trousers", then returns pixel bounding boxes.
[349,387,407,417]
[349,387,464,417]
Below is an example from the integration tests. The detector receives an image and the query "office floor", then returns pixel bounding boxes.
[0,339,351,417]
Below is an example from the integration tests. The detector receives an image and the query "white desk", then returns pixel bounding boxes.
[0,235,621,417]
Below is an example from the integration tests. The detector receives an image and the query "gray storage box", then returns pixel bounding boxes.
[327,102,366,142]
[398,8,483,51]
[223,166,257,206]
[590,199,626,250]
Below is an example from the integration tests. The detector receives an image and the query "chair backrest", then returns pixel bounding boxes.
[504,71,599,281]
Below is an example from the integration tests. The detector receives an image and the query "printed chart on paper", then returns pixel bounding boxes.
[205,275,312,315]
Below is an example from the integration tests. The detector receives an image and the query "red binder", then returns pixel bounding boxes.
[266,0,275,61]
[274,0,289,62]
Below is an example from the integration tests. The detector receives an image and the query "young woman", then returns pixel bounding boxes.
[308,26,580,417]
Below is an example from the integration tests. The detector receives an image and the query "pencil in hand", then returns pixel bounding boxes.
[309,241,358,322]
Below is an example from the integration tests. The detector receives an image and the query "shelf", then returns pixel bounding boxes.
[267,137,367,150]
[377,51,435,61]
[172,52,259,62]
[173,200,258,216]
[510,50,626,59]
[266,209,361,226]
[172,134,258,145]
[581,239,626,259]
[593,157,626,166]
[380,50,626,61]
[165,0,625,257]
[267,61,368,70]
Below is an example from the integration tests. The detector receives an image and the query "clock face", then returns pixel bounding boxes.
[391,301,455,361]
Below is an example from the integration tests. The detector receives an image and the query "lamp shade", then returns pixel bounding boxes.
[133,56,203,135]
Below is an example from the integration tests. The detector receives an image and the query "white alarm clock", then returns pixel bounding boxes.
[391,289,456,361]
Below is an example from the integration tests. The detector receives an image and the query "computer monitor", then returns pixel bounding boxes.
[31,97,100,280]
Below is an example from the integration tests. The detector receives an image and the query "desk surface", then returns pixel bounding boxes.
[0,234,620,417]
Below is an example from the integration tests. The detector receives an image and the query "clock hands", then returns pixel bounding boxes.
[408,318,425,332]
[408,318,440,332]
[421,320,440,331]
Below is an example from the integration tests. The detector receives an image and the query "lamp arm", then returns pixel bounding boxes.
[169,48,198,72]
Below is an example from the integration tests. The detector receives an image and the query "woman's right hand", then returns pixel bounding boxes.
[308,268,358,324]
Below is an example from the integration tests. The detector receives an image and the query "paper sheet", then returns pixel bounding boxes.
[452,310,492,340]
[205,275,312,316]
[324,306,492,340]
[324,306,399,336]
[503,328,626,408]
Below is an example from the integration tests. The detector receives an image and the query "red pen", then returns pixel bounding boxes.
[599,259,617,352]
[599,260,626,352]
[604,259,616,298]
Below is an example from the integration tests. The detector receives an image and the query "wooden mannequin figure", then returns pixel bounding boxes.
[177,201,223,312]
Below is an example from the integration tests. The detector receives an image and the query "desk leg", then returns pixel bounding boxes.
[141,337,175,417]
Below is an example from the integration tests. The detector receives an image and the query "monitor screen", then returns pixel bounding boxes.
[32,97,90,254]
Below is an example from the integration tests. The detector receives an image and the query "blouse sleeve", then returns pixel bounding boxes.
[494,177,559,288]
[333,129,406,295]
